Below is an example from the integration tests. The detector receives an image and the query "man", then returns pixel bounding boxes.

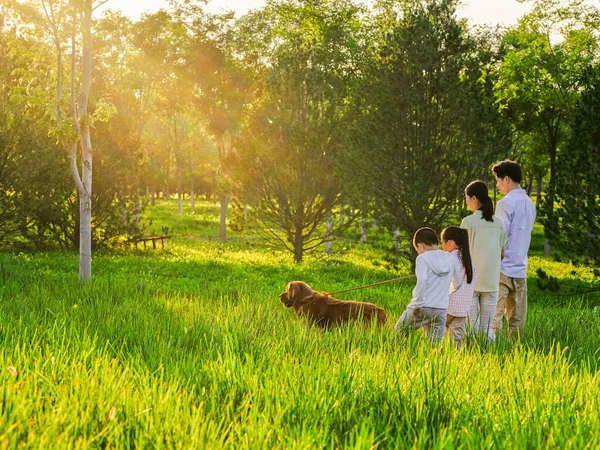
[492,160,536,339]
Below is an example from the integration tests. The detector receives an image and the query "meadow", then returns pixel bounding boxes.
[1,200,600,449]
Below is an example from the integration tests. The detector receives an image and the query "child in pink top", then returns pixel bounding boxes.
[442,226,476,347]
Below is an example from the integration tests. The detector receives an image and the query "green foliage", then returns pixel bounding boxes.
[0,7,148,250]
[345,0,509,239]
[225,0,365,263]
[495,0,599,241]
[552,66,600,266]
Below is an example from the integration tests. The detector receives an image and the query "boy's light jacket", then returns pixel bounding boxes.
[409,250,462,310]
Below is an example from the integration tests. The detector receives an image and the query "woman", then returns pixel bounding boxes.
[461,181,508,341]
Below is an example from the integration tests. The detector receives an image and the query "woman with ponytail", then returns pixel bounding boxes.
[442,227,476,347]
[460,181,508,341]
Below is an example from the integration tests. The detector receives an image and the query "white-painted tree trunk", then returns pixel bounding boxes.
[544,238,551,257]
[76,0,93,282]
[219,194,230,241]
[393,228,400,253]
[360,216,367,243]
[190,179,195,212]
[325,211,333,255]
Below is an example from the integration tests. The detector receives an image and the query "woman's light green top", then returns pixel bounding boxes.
[460,210,508,292]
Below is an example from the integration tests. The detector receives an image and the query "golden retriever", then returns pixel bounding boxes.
[279,281,388,327]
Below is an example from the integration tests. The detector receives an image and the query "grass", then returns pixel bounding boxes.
[1,199,600,449]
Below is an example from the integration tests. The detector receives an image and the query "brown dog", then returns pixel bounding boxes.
[279,281,388,327]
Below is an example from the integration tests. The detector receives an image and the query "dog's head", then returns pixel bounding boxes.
[279,281,314,308]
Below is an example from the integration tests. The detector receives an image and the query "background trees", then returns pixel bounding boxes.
[553,65,600,266]
[224,0,364,263]
[494,0,599,255]
[344,0,509,257]
[1,0,600,265]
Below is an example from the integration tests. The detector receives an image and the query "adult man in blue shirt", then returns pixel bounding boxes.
[492,160,536,339]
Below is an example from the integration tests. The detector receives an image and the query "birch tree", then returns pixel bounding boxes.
[38,0,109,280]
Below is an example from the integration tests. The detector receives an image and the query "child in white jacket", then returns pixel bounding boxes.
[394,227,462,341]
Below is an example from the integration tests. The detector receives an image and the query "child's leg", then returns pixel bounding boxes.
[422,307,446,341]
[447,314,467,347]
[394,307,427,332]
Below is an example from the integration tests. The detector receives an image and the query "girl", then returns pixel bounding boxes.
[460,181,508,341]
[442,226,476,347]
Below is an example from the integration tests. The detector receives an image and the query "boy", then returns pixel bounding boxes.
[394,227,463,341]
[492,160,536,339]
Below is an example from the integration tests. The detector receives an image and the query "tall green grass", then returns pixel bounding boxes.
[1,200,599,449]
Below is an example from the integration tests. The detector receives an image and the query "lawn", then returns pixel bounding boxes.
[1,200,599,449]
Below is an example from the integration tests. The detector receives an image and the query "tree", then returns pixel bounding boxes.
[494,0,599,255]
[553,66,600,266]
[346,0,508,259]
[0,5,78,248]
[11,0,111,279]
[225,0,364,263]
[178,4,249,241]
[67,0,107,280]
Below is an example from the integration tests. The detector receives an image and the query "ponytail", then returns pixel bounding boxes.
[481,197,494,222]
[465,180,494,222]
[441,226,474,284]
[459,228,474,284]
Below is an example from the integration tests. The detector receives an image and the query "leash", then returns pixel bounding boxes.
[327,274,416,296]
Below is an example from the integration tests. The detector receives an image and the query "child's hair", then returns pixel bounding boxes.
[492,160,522,184]
[441,226,473,284]
[413,227,438,248]
[465,180,494,222]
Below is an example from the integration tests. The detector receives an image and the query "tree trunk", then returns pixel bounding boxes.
[339,203,344,225]
[77,0,93,282]
[536,175,543,210]
[393,228,400,253]
[190,179,195,212]
[134,189,141,225]
[325,211,333,256]
[544,120,559,257]
[294,228,303,263]
[360,215,367,243]
[219,193,230,241]
[177,156,182,214]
